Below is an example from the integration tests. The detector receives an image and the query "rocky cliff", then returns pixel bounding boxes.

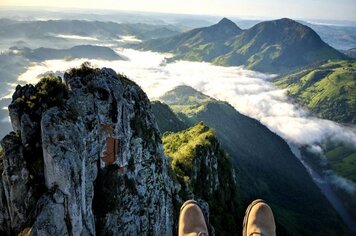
[0,64,236,235]
[0,64,179,235]
[162,123,241,235]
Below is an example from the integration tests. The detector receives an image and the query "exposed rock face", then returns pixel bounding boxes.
[0,133,38,235]
[190,140,221,195]
[161,123,241,235]
[0,67,177,235]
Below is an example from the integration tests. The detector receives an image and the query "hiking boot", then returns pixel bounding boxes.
[179,200,209,236]
[242,199,276,236]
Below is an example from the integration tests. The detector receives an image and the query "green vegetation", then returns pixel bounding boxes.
[118,72,138,86]
[150,101,187,134]
[275,60,356,124]
[8,72,68,189]
[276,59,356,185]
[68,62,138,89]
[156,85,350,235]
[325,146,356,182]
[162,122,241,235]
[2,79,60,184]
[158,85,213,121]
[163,122,215,182]
[36,75,68,107]
[14,74,67,117]
[159,85,213,107]
[67,61,99,78]
[140,18,347,74]
[299,143,356,226]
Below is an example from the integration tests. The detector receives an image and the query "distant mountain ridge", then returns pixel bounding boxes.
[301,21,356,50]
[0,19,181,40]
[11,45,124,61]
[342,48,356,59]
[138,18,348,73]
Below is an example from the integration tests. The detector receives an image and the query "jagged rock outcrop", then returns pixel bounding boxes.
[0,65,179,235]
[162,123,241,235]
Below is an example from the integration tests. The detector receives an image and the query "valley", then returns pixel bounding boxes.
[0,12,355,235]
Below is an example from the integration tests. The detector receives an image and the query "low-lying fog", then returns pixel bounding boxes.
[13,48,356,145]
[1,48,356,194]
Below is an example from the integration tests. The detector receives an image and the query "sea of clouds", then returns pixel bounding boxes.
[3,48,356,194]
[14,48,356,147]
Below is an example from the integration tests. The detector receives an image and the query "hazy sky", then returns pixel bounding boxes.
[1,0,356,21]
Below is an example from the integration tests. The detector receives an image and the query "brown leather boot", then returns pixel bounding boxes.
[179,200,209,236]
[242,199,276,236]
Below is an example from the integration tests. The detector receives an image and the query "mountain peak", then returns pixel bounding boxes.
[215,17,241,31]
[140,17,345,74]
[273,18,308,28]
[277,17,295,23]
[170,85,202,95]
[251,17,329,48]
[255,17,303,29]
[160,85,214,106]
[218,17,234,25]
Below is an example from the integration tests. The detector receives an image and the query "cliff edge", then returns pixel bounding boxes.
[0,64,176,235]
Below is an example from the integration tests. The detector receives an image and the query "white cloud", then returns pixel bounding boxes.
[53,34,99,41]
[327,173,356,194]
[15,48,356,150]
[6,47,356,220]
[115,36,142,43]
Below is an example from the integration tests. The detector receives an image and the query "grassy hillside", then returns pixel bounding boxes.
[159,85,213,107]
[159,85,213,120]
[150,101,187,133]
[140,18,240,62]
[275,60,356,124]
[325,146,356,182]
[155,85,350,235]
[300,144,356,183]
[300,143,356,225]
[139,18,347,74]
[163,123,241,235]
[217,18,347,73]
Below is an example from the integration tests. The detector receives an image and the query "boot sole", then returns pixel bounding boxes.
[242,199,266,236]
